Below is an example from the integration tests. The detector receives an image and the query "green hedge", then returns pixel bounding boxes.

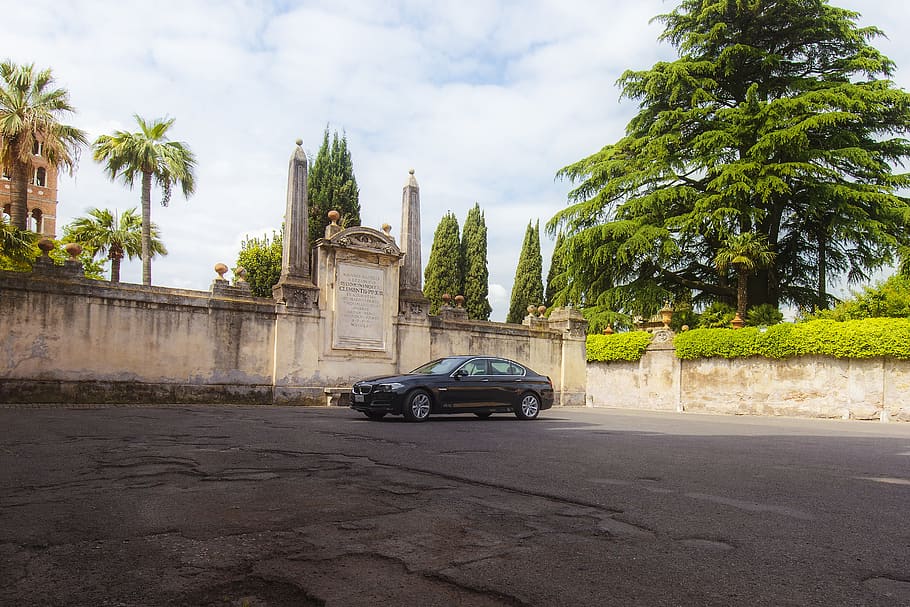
[674,318,910,360]
[586,332,653,362]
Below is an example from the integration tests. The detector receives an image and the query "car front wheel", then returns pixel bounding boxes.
[403,390,431,422]
[515,392,540,420]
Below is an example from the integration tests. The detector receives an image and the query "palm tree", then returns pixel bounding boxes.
[92,115,195,286]
[0,214,35,267]
[0,61,87,230]
[715,233,777,321]
[63,207,166,282]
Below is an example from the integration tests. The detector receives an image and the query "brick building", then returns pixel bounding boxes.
[1,140,59,237]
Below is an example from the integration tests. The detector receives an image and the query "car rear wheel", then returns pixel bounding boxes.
[363,411,387,421]
[474,412,492,419]
[515,392,540,420]
[403,390,431,422]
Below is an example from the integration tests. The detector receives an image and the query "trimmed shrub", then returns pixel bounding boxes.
[587,332,653,362]
[675,318,910,360]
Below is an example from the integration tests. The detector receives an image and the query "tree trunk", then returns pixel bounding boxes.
[141,171,152,286]
[9,157,30,231]
[109,245,123,283]
[736,267,748,319]
[817,229,827,309]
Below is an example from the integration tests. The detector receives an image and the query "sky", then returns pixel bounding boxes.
[4,0,910,321]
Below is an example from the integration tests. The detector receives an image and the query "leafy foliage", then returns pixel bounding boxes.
[549,0,910,321]
[586,332,653,362]
[236,229,283,298]
[307,127,360,245]
[0,61,87,230]
[806,274,910,321]
[507,221,544,324]
[0,216,36,268]
[93,115,195,286]
[745,303,784,327]
[460,203,491,320]
[424,212,462,315]
[698,301,735,329]
[545,231,568,308]
[675,319,910,360]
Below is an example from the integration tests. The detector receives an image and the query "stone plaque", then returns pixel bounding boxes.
[333,262,385,350]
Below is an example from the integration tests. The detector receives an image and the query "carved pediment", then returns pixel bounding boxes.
[326,226,402,257]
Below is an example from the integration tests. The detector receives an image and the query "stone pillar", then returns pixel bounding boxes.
[273,140,319,308]
[548,306,588,406]
[639,328,682,411]
[398,169,429,316]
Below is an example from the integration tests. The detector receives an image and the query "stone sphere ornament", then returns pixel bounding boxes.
[214,263,228,280]
[538,305,547,317]
[328,210,340,223]
[527,305,536,315]
[38,238,55,254]
[454,295,465,308]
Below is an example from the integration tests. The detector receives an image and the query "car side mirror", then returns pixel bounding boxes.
[453,369,468,379]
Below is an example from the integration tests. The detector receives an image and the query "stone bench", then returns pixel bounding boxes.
[324,387,352,407]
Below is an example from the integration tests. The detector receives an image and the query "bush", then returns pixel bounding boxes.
[698,302,735,328]
[808,275,910,321]
[745,303,784,327]
[586,331,653,362]
[674,318,910,360]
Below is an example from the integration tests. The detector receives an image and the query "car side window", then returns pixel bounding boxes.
[469,359,488,375]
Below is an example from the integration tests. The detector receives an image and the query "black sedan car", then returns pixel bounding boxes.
[351,355,554,422]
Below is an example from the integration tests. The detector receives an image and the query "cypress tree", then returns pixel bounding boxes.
[423,212,463,315]
[507,220,544,323]
[545,231,568,308]
[308,127,361,245]
[461,203,492,320]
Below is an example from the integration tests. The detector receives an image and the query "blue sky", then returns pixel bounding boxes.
[4,0,909,320]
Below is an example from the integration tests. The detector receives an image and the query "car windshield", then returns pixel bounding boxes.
[409,358,464,375]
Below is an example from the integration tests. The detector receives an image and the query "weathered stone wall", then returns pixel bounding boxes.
[587,343,910,421]
[0,269,585,406]
[0,272,277,404]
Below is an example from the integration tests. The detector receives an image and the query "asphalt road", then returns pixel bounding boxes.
[1,405,909,606]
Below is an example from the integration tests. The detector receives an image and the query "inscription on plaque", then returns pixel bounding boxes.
[333,263,385,350]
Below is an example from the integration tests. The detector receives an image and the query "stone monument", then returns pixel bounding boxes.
[272,140,319,309]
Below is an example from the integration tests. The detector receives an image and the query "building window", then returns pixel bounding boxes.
[32,141,43,156]
[34,167,47,187]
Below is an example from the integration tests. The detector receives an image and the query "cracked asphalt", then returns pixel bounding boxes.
[1,405,909,606]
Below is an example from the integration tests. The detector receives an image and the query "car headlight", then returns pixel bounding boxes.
[374,382,404,392]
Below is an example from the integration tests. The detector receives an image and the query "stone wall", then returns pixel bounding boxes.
[0,267,585,407]
[587,335,910,421]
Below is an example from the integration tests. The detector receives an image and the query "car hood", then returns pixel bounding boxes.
[355,374,421,384]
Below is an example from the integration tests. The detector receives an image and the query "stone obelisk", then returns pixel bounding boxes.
[398,169,429,316]
[273,139,319,308]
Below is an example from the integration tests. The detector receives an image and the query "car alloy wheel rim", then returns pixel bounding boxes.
[412,393,431,419]
[521,395,539,416]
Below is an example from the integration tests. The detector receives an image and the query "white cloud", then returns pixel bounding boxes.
[5,0,909,321]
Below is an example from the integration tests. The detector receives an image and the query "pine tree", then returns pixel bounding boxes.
[507,221,544,323]
[423,212,463,315]
[550,0,910,317]
[545,231,568,308]
[308,127,361,245]
[460,203,492,320]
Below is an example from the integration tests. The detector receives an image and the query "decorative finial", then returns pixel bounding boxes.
[409,168,415,175]
[214,263,228,280]
[328,210,340,224]
[296,138,303,146]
